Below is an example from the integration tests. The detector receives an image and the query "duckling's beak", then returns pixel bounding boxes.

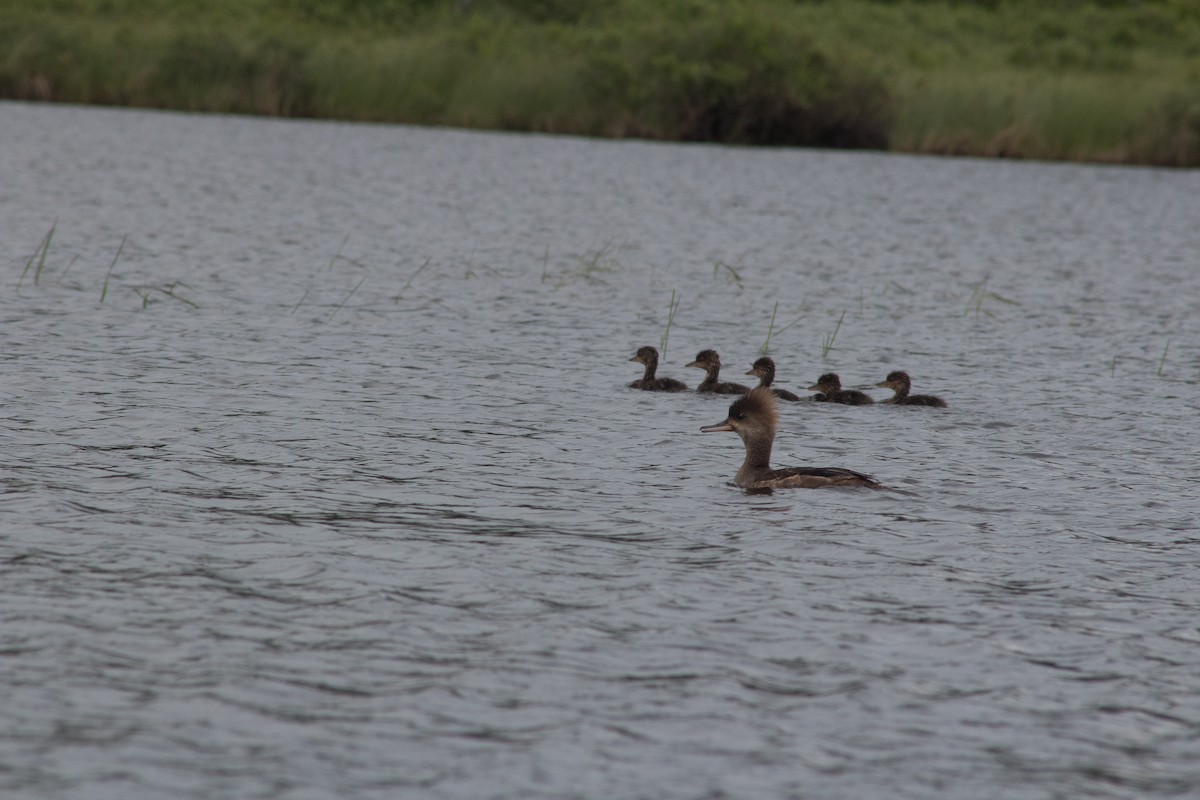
[744,368,756,376]
[806,383,823,392]
[628,354,640,362]
[875,380,891,388]
[700,419,734,433]
[685,360,701,369]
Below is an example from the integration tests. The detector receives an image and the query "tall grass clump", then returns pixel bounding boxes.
[877,0,1200,165]
[894,72,1200,164]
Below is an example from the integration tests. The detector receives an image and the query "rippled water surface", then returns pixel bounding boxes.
[3,101,1199,799]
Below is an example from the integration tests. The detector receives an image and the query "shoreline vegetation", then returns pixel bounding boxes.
[3,0,1199,166]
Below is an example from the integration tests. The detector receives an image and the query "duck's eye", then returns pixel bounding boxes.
[733,412,745,420]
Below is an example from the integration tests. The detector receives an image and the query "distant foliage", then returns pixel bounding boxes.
[585,6,892,147]
[1140,89,1200,166]
[467,0,619,22]
[2,0,1199,164]
[266,0,443,25]
[149,32,315,115]
[265,0,617,24]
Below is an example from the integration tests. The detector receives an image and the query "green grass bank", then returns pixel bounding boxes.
[3,0,1199,165]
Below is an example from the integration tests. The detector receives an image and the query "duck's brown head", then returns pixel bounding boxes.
[629,346,660,366]
[746,356,776,382]
[807,372,842,393]
[876,370,911,390]
[700,387,779,440]
[686,349,721,370]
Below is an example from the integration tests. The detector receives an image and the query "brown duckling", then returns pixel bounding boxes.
[628,346,688,392]
[746,357,802,402]
[807,373,874,406]
[686,349,750,395]
[876,371,947,407]
[700,388,881,490]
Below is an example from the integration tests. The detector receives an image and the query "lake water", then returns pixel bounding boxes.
[2,100,1198,799]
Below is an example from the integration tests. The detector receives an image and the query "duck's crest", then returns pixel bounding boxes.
[729,387,779,428]
[884,370,909,383]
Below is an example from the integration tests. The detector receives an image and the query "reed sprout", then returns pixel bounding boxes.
[713,257,744,288]
[574,241,618,284]
[551,240,621,285]
[1157,340,1170,377]
[395,256,432,301]
[760,301,806,355]
[57,255,80,285]
[100,234,127,303]
[19,220,57,289]
[820,308,846,359]
[290,287,312,315]
[965,276,1019,317]
[659,289,680,359]
[761,301,779,355]
[330,275,367,320]
[327,234,350,270]
[158,282,199,309]
[132,281,198,309]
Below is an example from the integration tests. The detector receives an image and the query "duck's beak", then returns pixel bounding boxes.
[875,380,891,388]
[806,383,822,392]
[685,360,701,369]
[628,354,640,362]
[700,419,734,433]
[744,368,755,376]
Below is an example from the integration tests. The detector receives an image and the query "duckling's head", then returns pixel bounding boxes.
[877,370,911,389]
[686,349,721,370]
[808,372,842,392]
[629,346,659,366]
[746,356,776,380]
[700,387,779,441]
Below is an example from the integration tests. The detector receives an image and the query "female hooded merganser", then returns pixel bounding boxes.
[628,346,688,392]
[700,388,881,489]
[876,371,947,407]
[807,373,874,405]
[746,357,801,401]
[686,349,750,395]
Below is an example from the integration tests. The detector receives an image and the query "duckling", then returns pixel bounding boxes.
[700,388,881,490]
[807,373,874,405]
[628,346,688,392]
[746,357,802,402]
[686,349,750,395]
[876,371,947,407]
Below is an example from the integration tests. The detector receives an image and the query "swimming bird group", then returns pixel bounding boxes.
[627,345,948,490]
[628,346,946,407]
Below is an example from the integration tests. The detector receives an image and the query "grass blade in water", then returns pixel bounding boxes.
[100,234,127,303]
[19,219,57,289]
